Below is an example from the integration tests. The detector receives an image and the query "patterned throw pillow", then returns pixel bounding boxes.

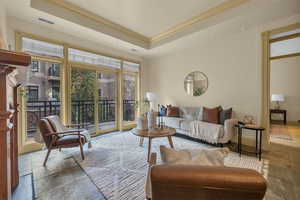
[202,106,222,124]
[166,105,180,117]
[219,108,232,125]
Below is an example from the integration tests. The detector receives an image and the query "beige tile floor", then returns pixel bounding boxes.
[16,132,300,200]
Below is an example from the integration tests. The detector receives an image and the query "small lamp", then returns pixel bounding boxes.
[146,92,157,111]
[271,94,285,110]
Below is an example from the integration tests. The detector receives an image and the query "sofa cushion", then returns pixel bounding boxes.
[160,145,229,166]
[179,107,202,120]
[203,106,221,124]
[162,117,183,129]
[180,120,192,131]
[219,107,232,125]
[166,105,180,117]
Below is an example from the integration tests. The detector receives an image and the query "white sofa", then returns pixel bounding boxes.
[160,107,238,144]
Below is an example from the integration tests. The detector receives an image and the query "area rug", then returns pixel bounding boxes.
[72,132,266,200]
[270,125,293,140]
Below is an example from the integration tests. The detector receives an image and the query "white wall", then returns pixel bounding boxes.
[270,56,300,123]
[143,15,300,149]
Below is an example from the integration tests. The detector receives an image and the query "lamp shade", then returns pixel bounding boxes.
[271,94,285,102]
[146,92,156,101]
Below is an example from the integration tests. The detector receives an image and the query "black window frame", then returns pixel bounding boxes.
[31,61,39,72]
[51,86,60,100]
[27,86,39,101]
[49,63,60,77]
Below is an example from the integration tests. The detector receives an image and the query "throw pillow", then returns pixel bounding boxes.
[160,145,191,163]
[219,107,233,125]
[203,106,222,124]
[166,105,180,117]
[160,145,229,166]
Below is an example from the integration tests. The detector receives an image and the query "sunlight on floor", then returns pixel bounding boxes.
[270,124,300,148]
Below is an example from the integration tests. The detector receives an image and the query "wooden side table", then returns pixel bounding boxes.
[270,109,287,125]
[235,124,265,161]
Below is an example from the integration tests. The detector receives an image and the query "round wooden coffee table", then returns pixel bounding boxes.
[132,126,176,162]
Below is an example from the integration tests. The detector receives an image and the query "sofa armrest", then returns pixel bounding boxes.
[151,165,267,200]
[223,118,238,142]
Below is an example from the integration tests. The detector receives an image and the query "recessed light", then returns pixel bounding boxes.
[38,18,54,25]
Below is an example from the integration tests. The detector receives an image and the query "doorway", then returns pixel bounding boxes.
[267,25,300,148]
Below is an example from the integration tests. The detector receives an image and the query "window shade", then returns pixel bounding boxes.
[22,37,64,58]
[69,48,121,68]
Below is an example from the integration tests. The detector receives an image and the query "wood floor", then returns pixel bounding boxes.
[270,124,300,148]
[14,131,300,200]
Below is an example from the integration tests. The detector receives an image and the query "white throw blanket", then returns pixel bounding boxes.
[190,120,224,144]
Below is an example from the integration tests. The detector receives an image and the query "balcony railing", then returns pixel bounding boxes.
[26,99,136,138]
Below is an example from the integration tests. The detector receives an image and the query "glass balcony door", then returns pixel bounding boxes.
[71,67,96,134]
[20,59,62,152]
[123,73,138,124]
[70,66,118,135]
[97,72,118,132]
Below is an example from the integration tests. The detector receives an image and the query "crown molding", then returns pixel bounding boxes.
[45,0,150,43]
[150,0,250,43]
[31,0,250,49]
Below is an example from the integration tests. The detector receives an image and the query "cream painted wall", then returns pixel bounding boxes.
[270,56,300,123]
[146,29,260,119]
[143,15,300,149]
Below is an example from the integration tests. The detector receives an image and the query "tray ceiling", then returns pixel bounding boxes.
[64,0,228,37]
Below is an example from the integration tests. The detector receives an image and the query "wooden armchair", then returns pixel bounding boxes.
[38,118,89,166]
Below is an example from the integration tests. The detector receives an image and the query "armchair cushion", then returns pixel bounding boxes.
[55,135,86,146]
[47,115,68,132]
[46,115,92,148]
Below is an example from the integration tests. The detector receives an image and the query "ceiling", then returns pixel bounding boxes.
[63,0,228,37]
[3,0,300,58]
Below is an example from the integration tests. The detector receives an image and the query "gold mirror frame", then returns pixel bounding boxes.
[184,71,208,97]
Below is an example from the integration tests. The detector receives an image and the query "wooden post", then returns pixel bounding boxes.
[0,66,14,200]
[0,49,31,200]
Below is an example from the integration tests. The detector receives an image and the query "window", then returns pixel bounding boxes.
[31,61,39,72]
[69,48,121,68]
[22,37,64,58]
[123,61,140,72]
[98,89,102,98]
[27,86,39,101]
[52,87,60,100]
[49,63,60,77]
[271,37,300,58]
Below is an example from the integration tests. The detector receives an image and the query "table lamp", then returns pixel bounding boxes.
[271,94,285,110]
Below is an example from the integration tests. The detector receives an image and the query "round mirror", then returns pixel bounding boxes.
[184,71,208,96]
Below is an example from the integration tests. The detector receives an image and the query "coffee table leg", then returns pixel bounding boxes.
[168,136,174,148]
[139,137,144,147]
[147,138,152,162]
